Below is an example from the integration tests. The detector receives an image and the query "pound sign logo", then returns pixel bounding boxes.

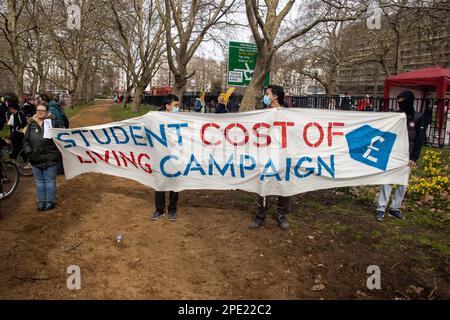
[362,136,385,163]
[345,125,397,171]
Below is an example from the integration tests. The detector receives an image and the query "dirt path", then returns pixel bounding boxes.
[0,100,448,299]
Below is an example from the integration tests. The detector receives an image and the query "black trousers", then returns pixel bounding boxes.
[255,196,290,220]
[10,131,24,159]
[155,191,178,213]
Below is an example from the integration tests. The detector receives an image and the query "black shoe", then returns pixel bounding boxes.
[388,209,405,220]
[376,210,385,222]
[277,215,289,230]
[150,211,164,220]
[248,218,265,229]
[45,202,55,211]
[37,202,46,211]
[168,211,177,221]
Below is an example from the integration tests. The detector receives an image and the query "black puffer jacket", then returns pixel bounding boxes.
[23,114,61,169]
[398,91,425,162]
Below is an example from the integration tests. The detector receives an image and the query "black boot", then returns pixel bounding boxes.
[45,202,56,211]
[37,202,46,211]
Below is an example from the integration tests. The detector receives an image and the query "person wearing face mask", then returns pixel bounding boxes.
[152,94,180,221]
[249,85,291,231]
[375,90,425,221]
[23,103,62,211]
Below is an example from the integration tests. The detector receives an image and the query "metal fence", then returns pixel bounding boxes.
[142,93,450,147]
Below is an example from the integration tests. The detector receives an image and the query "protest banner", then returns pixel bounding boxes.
[51,108,410,196]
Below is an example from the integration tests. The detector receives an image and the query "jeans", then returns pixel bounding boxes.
[155,191,178,213]
[32,164,59,203]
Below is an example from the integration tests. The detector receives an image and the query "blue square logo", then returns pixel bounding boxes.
[345,125,397,171]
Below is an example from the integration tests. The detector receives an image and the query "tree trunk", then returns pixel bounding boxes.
[326,64,338,95]
[68,93,74,108]
[14,74,24,103]
[31,73,38,97]
[240,56,268,111]
[38,75,45,94]
[132,86,144,112]
[173,74,187,104]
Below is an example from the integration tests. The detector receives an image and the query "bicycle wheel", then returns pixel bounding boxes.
[0,161,19,199]
[16,149,33,176]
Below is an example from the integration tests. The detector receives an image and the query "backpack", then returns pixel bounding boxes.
[194,99,203,112]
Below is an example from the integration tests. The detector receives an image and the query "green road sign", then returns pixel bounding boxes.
[227,41,270,87]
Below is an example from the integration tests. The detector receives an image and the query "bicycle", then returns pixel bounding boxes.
[1,139,33,177]
[0,146,19,200]
[16,148,33,176]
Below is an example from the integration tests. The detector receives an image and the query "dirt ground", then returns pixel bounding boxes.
[0,101,448,300]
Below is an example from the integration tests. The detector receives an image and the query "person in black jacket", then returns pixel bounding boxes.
[5,94,27,159]
[22,96,36,118]
[214,95,227,113]
[23,103,62,211]
[151,94,180,221]
[0,96,8,147]
[375,90,425,221]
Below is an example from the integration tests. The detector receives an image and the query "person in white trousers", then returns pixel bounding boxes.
[376,90,425,221]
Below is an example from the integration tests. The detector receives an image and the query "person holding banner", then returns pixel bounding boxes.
[23,103,62,211]
[151,94,180,221]
[249,85,291,231]
[375,90,425,221]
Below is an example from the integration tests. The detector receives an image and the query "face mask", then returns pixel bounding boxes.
[398,100,408,112]
[172,106,179,113]
[263,95,271,106]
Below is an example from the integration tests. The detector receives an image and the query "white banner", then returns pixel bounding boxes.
[51,108,410,196]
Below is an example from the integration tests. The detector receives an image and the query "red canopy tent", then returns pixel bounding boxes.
[383,66,450,130]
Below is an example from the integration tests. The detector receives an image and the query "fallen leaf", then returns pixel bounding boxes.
[407,285,424,295]
[312,284,325,291]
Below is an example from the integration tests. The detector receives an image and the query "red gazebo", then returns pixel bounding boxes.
[383,65,450,138]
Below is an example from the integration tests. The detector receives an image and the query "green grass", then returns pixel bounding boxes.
[1,126,8,139]
[419,237,450,256]
[64,102,93,119]
[108,104,159,121]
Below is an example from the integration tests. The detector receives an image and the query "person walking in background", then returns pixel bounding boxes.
[22,96,36,118]
[339,92,352,110]
[23,103,62,211]
[151,94,180,221]
[47,94,64,128]
[356,95,371,111]
[215,95,227,113]
[375,90,425,221]
[248,84,290,231]
[0,95,8,132]
[5,94,27,160]
[194,92,206,113]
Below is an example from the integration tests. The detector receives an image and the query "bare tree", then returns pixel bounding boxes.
[0,0,35,100]
[33,0,108,106]
[240,0,366,110]
[106,0,165,112]
[156,0,237,100]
